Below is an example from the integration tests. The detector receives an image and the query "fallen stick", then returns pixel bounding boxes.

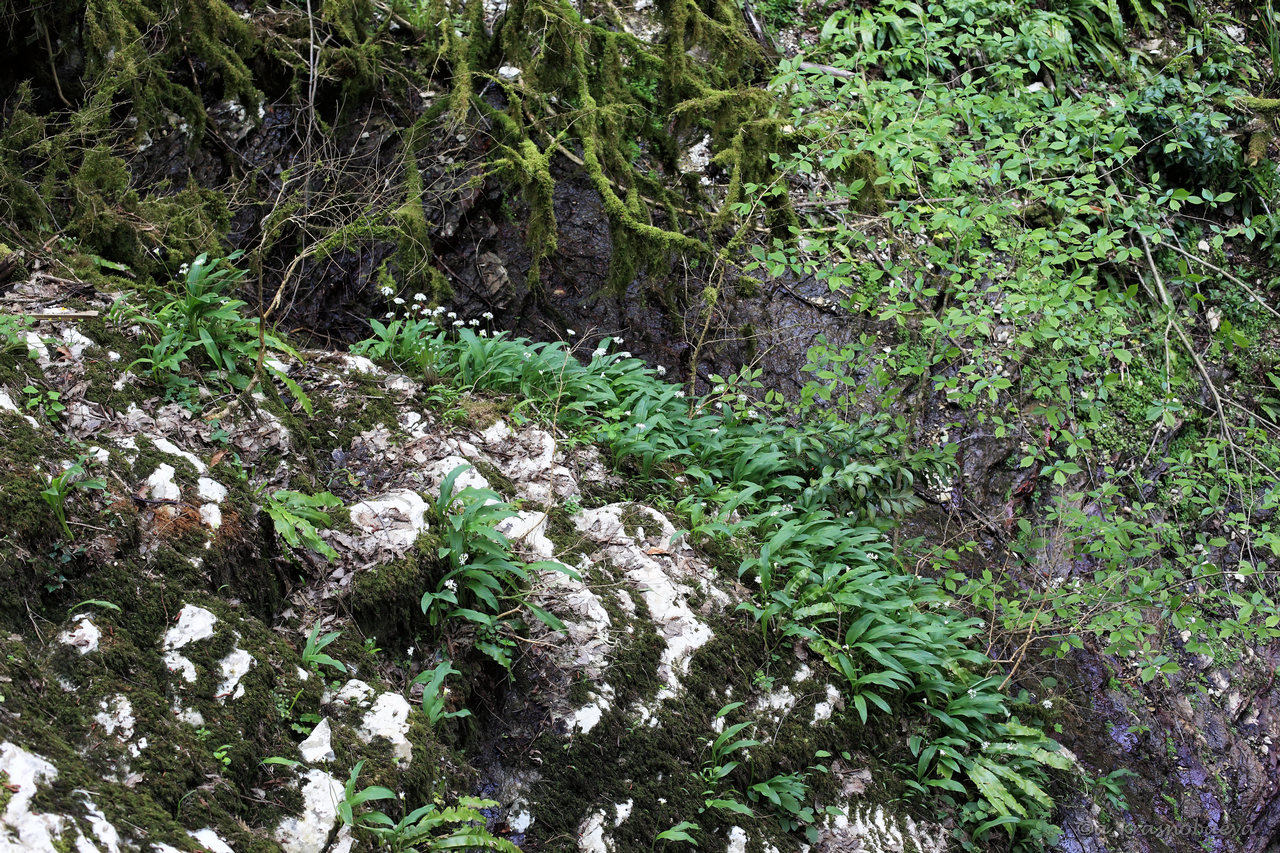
[5,310,101,320]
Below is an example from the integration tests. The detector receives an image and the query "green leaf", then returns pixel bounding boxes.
[69,599,121,614]
[88,255,133,273]
[707,798,754,816]
[261,757,303,768]
[656,821,700,846]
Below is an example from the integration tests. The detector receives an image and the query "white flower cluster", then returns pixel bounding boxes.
[378,293,499,337]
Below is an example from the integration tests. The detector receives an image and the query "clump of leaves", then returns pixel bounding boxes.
[301,623,347,674]
[339,760,519,852]
[265,489,341,560]
[362,797,521,852]
[42,456,107,540]
[420,463,570,668]
[411,659,470,726]
[22,384,65,423]
[0,313,30,356]
[123,252,311,409]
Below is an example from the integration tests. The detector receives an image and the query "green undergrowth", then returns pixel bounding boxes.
[717,3,1279,844]
[349,308,1072,847]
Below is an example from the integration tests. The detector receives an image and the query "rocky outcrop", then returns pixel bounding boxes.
[0,279,944,852]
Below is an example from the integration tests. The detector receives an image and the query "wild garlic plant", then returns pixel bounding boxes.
[351,312,1069,844]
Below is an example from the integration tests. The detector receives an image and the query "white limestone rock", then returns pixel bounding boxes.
[0,743,65,850]
[190,827,237,853]
[348,489,429,555]
[567,684,614,735]
[275,769,344,853]
[197,477,227,502]
[146,463,180,503]
[497,510,556,559]
[0,388,40,429]
[216,647,255,701]
[163,604,218,683]
[425,456,491,494]
[578,810,609,853]
[358,693,413,763]
[59,617,101,655]
[330,679,375,709]
[151,437,205,472]
[298,719,335,764]
[575,505,713,695]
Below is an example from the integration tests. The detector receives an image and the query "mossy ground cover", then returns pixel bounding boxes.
[0,307,509,849]
[525,602,913,853]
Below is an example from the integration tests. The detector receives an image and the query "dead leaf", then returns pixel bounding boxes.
[839,766,872,797]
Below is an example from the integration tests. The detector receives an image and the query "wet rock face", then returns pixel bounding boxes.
[1039,643,1280,853]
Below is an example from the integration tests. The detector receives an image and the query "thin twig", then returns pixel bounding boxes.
[4,311,99,320]
[1164,241,1280,322]
[42,23,71,108]
[1135,230,1233,445]
[797,62,858,80]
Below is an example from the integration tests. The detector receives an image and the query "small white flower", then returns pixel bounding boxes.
[178,263,190,275]
[656,365,666,376]
[623,410,632,417]
[481,311,493,320]
[385,312,396,319]
[1041,699,1053,709]
[616,337,624,345]
[453,319,464,326]
[447,311,457,319]
[444,579,458,592]
[393,297,405,305]
[380,286,394,297]
[469,318,480,326]
[566,328,576,336]
[479,329,488,337]
[675,390,685,398]
[591,348,607,358]
[637,423,646,431]
[524,353,532,359]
